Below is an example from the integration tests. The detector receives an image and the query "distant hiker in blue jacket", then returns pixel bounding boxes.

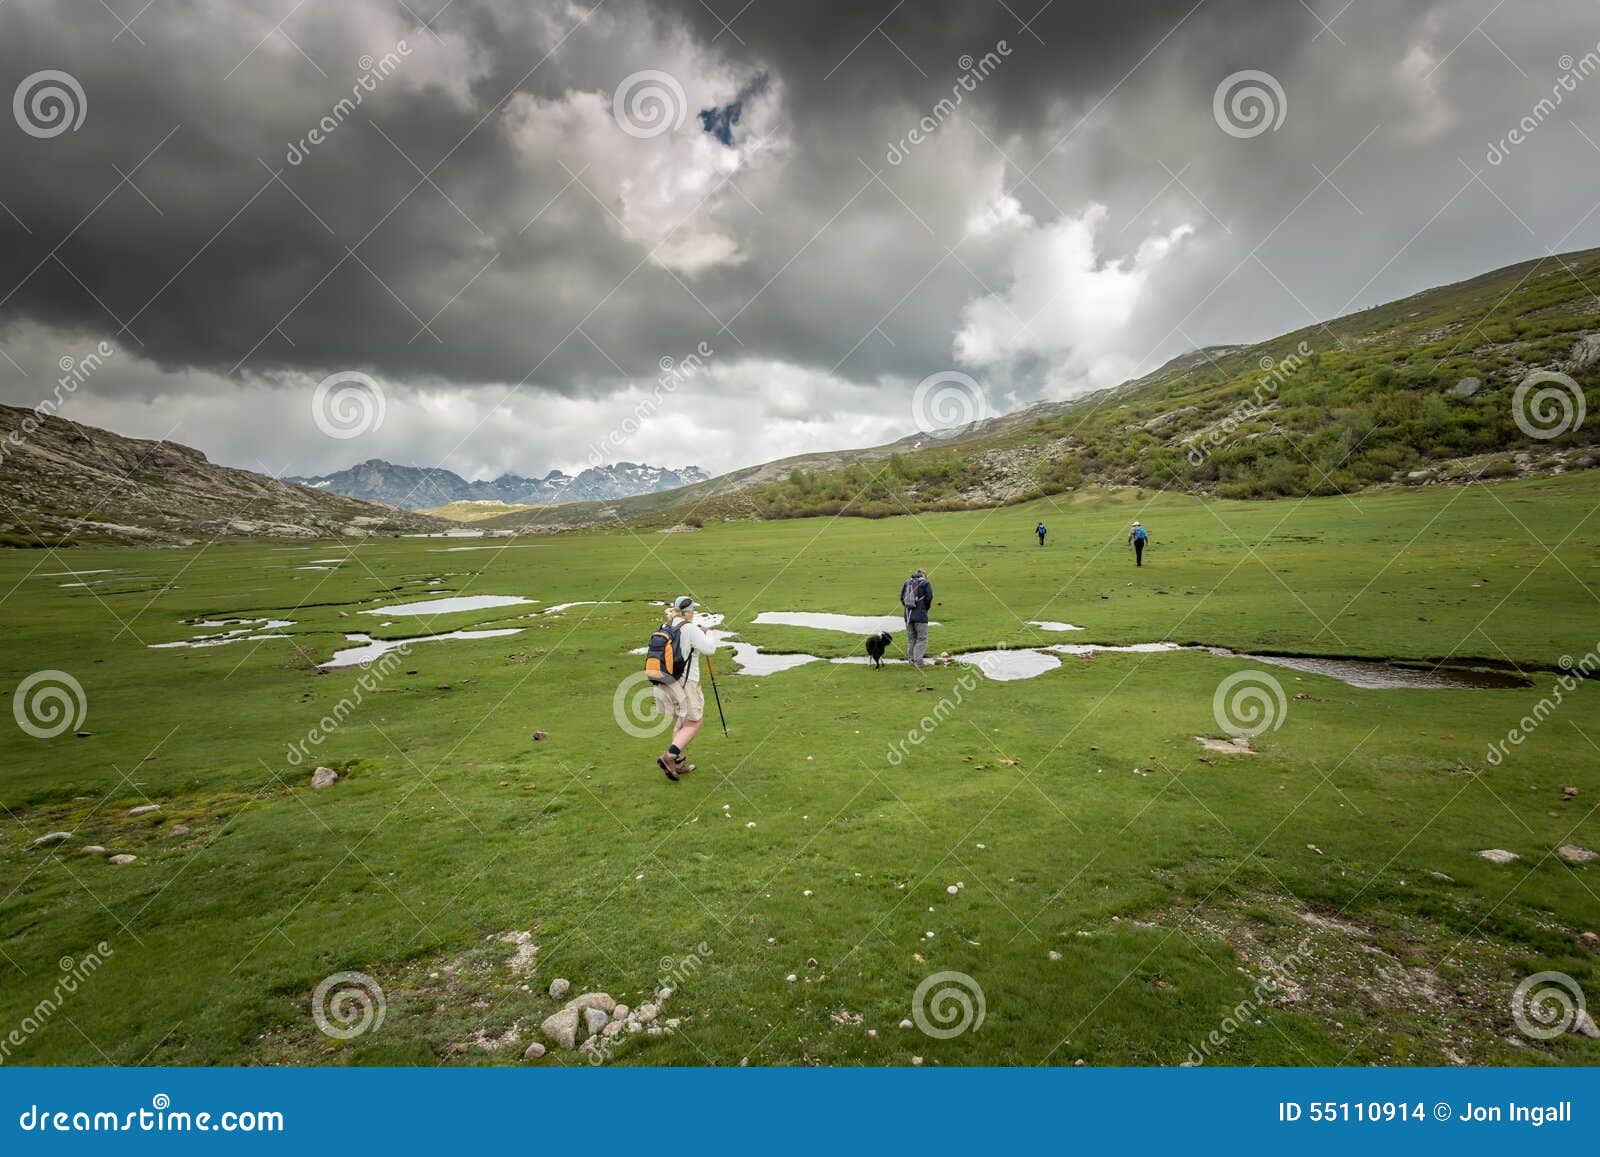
[900,568,934,667]
[1036,521,1047,546]
[1128,521,1149,567]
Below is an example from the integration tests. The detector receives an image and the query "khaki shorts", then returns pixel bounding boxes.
[654,679,705,723]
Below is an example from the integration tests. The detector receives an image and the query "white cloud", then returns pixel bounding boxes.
[953,201,1194,394]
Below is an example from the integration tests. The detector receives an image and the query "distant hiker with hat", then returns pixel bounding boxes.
[1036,521,1047,547]
[1128,521,1149,567]
[900,568,934,667]
[643,595,719,781]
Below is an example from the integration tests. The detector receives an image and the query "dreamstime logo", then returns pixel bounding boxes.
[311,971,385,1040]
[1185,341,1310,466]
[1487,44,1600,165]
[0,941,113,1065]
[885,41,1012,165]
[1212,670,1287,738]
[911,971,985,1039]
[613,70,687,139]
[587,341,714,466]
[311,371,386,439]
[1212,70,1286,139]
[13,670,87,739]
[286,42,412,165]
[1512,370,1585,440]
[14,70,87,139]
[0,341,115,467]
[1511,971,1586,1041]
[912,370,989,434]
[886,669,979,765]
[613,671,675,738]
[1485,643,1598,767]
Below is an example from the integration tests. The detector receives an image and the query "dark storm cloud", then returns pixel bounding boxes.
[0,0,1321,392]
[1,0,1597,478]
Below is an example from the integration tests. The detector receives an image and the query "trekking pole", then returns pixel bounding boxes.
[704,656,729,737]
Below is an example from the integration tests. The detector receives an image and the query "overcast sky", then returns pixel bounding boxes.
[2,0,1597,480]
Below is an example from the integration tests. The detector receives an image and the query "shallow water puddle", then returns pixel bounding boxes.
[149,618,297,649]
[362,594,534,617]
[320,628,525,669]
[1203,648,1529,690]
[752,611,935,634]
[957,649,1063,681]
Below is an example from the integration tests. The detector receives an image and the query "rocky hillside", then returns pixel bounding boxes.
[0,406,448,546]
[289,458,710,510]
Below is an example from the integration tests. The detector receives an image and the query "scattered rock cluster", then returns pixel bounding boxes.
[535,979,680,1061]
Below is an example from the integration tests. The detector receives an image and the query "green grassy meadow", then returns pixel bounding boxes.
[3,474,1599,1066]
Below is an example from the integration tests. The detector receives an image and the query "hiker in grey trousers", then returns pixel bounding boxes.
[900,568,934,667]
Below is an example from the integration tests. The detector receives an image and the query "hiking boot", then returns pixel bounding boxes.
[657,751,680,781]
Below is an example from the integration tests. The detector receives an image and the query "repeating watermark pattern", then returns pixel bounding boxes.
[1512,369,1586,440]
[613,70,687,139]
[286,43,413,165]
[613,670,676,738]
[1184,937,1311,1065]
[0,341,115,466]
[0,943,114,1065]
[884,41,1013,165]
[658,943,712,992]
[1185,341,1311,465]
[13,70,87,139]
[12,670,87,739]
[1511,971,1586,1041]
[1486,46,1600,165]
[912,370,990,434]
[886,669,980,766]
[311,371,387,439]
[587,341,714,466]
[1484,643,1597,766]
[1212,670,1287,738]
[311,971,386,1040]
[911,971,985,1039]
[285,644,410,767]
[1213,70,1286,139]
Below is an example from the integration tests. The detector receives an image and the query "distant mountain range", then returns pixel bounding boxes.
[0,406,448,547]
[287,459,711,511]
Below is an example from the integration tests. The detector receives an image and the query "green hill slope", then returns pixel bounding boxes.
[481,247,1600,532]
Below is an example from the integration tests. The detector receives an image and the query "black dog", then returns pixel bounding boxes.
[864,631,893,669]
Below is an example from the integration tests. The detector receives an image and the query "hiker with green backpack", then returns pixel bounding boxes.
[643,595,720,781]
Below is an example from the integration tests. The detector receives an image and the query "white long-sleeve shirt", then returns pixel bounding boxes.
[674,618,719,682]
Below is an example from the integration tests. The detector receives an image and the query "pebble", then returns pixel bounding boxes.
[549,978,571,1000]
[867,1029,877,1039]
[899,1019,913,1029]
[786,974,798,983]
[947,885,959,895]
[803,890,813,897]
[523,1042,546,1060]
[108,854,136,865]
[613,1004,630,1021]
[635,1003,658,1022]
[1478,848,1519,864]
[311,767,339,789]
[567,993,616,1014]
[81,846,107,855]
[747,821,756,828]
[1557,845,1597,864]
[583,1008,609,1036]
[32,832,71,847]
[127,804,161,816]
[912,1056,924,1066]
[170,824,190,837]
[1048,950,1062,961]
